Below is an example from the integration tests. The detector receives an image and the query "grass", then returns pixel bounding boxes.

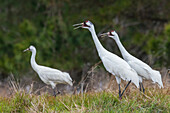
[0,87,169,113]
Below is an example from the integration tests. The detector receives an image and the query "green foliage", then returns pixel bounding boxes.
[0,0,169,77]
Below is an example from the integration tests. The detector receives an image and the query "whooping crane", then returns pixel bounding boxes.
[73,21,139,99]
[23,45,73,96]
[100,30,164,93]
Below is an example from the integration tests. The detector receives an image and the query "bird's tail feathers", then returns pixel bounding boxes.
[138,76,143,83]
[63,72,73,86]
[130,69,139,88]
[123,69,139,88]
[132,77,139,88]
[151,70,164,88]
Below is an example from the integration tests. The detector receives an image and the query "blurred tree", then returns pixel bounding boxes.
[0,0,169,79]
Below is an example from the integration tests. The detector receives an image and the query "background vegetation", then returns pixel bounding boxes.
[0,0,170,79]
[0,1,170,112]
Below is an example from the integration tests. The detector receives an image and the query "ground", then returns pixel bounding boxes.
[0,77,169,112]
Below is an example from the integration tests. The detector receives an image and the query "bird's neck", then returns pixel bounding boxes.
[89,27,105,57]
[30,50,39,72]
[114,34,131,60]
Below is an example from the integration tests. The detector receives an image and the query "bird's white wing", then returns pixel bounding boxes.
[101,53,139,87]
[127,59,152,79]
[151,70,164,88]
[38,66,72,86]
[101,56,116,75]
[128,58,163,88]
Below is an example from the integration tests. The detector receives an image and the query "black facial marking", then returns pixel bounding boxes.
[109,31,114,36]
[83,21,90,27]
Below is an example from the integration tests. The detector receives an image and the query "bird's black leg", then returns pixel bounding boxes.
[118,84,121,99]
[139,82,142,92]
[141,83,145,93]
[120,80,131,97]
[53,89,56,97]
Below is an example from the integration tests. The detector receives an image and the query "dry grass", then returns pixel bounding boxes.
[0,76,169,112]
[0,67,169,112]
[0,87,169,112]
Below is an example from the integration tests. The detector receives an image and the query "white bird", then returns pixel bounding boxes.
[73,21,139,99]
[100,30,164,93]
[23,45,73,96]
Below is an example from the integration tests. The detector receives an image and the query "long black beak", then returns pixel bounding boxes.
[73,23,83,29]
[23,48,30,52]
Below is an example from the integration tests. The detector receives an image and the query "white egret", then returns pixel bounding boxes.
[73,21,139,99]
[23,45,73,96]
[100,30,164,93]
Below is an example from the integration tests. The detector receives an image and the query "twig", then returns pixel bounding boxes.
[58,98,70,111]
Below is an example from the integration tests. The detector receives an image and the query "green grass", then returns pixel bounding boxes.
[0,88,169,113]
